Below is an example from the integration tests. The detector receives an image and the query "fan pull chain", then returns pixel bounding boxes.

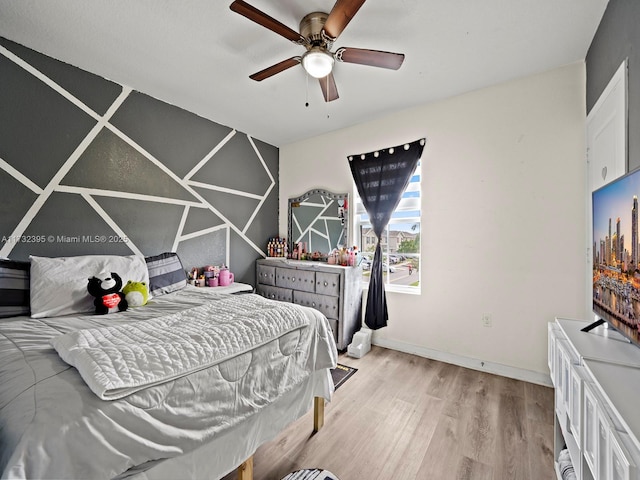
[326,75,330,119]
[305,73,309,107]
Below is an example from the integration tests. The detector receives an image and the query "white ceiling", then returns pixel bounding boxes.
[0,0,609,147]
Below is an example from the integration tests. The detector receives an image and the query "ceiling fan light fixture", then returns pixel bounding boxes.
[302,47,334,78]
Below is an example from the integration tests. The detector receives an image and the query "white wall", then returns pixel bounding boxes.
[280,62,587,383]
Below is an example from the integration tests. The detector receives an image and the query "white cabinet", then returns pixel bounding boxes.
[550,318,640,480]
[609,431,638,480]
[550,324,584,479]
[583,380,600,476]
[570,364,587,449]
[598,403,614,480]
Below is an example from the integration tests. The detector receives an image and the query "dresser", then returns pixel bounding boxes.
[255,258,362,350]
[549,318,640,479]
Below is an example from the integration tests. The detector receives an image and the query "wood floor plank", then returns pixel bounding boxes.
[220,346,554,480]
[459,400,496,464]
[496,374,526,399]
[426,361,462,401]
[524,381,555,425]
[525,419,555,480]
[456,456,494,480]
[416,413,468,479]
[494,393,529,479]
[374,393,444,480]
[391,354,440,404]
[442,364,478,417]
[338,399,416,480]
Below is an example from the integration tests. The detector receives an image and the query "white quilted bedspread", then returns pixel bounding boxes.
[51,294,311,400]
[0,288,337,480]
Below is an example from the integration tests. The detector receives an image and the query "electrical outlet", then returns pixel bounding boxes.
[482,314,492,327]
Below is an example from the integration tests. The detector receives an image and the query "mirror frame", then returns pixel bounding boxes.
[288,189,349,256]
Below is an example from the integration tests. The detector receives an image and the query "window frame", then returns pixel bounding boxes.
[352,161,422,295]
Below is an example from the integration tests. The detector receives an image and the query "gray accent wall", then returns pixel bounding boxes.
[586,0,640,170]
[0,37,279,286]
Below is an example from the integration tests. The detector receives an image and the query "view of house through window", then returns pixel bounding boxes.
[354,161,421,290]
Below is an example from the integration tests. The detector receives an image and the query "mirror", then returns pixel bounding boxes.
[288,189,349,256]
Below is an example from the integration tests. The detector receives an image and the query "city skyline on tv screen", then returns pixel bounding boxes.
[592,168,640,346]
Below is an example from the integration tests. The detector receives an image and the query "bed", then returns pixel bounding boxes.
[0,253,338,480]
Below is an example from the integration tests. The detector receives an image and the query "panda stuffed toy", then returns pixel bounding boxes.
[87,272,129,315]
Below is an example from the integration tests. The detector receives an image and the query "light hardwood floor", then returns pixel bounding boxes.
[222,346,555,480]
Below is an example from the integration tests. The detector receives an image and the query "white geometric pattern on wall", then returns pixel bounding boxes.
[0,41,277,278]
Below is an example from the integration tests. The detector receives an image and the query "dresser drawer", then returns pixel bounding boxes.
[275,267,316,293]
[256,264,276,286]
[293,291,340,321]
[315,272,340,296]
[256,284,293,303]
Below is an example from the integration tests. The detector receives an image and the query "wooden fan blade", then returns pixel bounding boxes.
[250,57,301,81]
[336,47,404,70]
[323,0,366,41]
[230,0,304,44]
[319,73,339,102]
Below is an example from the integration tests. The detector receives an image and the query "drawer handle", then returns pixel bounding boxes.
[292,277,296,282]
[312,302,316,307]
[271,294,275,299]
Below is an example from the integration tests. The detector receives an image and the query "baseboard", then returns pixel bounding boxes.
[371,336,553,387]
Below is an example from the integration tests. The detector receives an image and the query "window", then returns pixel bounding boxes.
[354,160,421,292]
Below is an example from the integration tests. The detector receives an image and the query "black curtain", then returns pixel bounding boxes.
[349,138,426,330]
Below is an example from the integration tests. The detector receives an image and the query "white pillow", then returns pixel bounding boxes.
[30,255,149,318]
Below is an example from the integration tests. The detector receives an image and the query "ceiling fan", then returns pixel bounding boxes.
[229,0,405,102]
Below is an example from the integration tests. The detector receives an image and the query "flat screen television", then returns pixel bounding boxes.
[592,166,640,346]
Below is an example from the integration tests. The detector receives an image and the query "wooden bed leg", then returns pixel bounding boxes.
[237,455,253,480]
[313,396,324,432]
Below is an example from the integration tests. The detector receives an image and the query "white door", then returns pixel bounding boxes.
[586,60,627,319]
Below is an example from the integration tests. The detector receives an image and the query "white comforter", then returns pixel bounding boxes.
[51,295,313,400]
[0,288,337,480]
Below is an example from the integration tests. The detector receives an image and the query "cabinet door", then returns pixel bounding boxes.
[597,406,613,480]
[555,340,566,417]
[548,323,559,381]
[587,60,627,192]
[584,381,598,476]
[609,431,638,480]
[557,340,573,413]
[569,364,586,447]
